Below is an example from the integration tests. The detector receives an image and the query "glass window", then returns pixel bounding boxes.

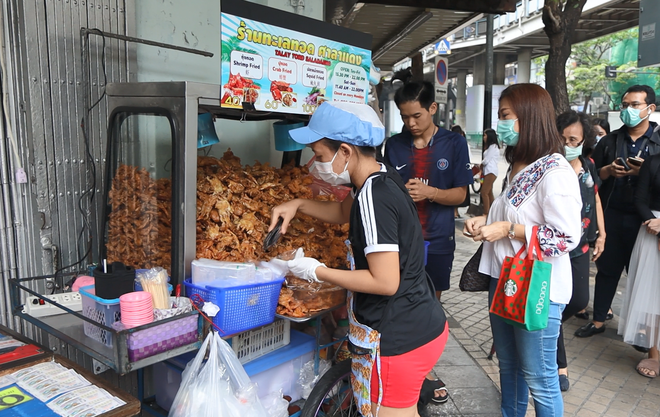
[104,113,174,273]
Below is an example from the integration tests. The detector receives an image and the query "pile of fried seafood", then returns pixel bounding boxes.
[106,149,348,273]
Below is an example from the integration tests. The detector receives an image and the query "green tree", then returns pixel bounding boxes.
[542,0,589,115]
[566,29,637,112]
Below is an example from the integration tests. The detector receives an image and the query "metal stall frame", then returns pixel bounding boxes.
[9,271,202,376]
[100,81,306,287]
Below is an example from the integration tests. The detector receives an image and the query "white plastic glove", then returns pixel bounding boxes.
[260,258,289,278]
[288,257,326,282]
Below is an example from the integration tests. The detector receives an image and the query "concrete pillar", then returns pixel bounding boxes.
[494,53,507,85]
[473,55,485,85]
[517,48,532,84]
[456,69,467,130]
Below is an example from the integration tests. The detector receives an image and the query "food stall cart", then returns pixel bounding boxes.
[10,0,372,415]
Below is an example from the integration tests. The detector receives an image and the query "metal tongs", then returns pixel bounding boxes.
[263,218,283,251]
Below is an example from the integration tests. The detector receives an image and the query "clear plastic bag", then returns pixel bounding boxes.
[139,267,170,309]
[260,390,289,417]
[168,332,243,417]
[216,334,269,417]
[298,359,332,399]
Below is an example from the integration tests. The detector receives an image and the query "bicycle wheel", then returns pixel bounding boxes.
[471,179,481,194]
[301,360,359,417]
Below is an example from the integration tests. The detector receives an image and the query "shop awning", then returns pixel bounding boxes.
[326,0,517,70]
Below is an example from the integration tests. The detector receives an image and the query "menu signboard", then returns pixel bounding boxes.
[221,12,372,115]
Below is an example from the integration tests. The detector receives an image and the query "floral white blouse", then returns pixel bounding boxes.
[479,153,583,304]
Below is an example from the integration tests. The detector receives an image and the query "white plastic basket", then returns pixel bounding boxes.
[231,319,291,364]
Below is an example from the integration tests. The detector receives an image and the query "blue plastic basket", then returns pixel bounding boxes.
[183,277,284,337]
[79,285,121,347]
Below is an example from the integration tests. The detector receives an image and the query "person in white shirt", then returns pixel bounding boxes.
[464,83,582,417]
[481,128,501,215]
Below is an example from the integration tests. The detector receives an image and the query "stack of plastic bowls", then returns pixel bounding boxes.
[119,291,154,328]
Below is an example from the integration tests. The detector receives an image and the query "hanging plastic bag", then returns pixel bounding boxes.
[168,332,242,417]
[260,390,289,417]
[298,359,332,399]
[216,333,269,417]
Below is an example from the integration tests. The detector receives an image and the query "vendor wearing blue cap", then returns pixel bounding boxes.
[269,101,448,417]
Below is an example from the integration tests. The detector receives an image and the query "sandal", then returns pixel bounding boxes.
[419,378,449,405]
[636,358,659,378]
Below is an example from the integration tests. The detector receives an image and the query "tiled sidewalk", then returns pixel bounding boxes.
[435,215,660,417]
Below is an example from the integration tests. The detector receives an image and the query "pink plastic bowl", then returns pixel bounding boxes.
[120,291,152,303]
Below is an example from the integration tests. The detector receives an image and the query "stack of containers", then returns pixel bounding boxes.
[119,291,154,328]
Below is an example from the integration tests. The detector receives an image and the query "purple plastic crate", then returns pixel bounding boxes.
[183,276,284,337]
[127,314,199,362]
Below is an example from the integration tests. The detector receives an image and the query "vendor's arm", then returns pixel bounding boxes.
[316,252,400,296]
[319,176,404,296]
[270,195,353,234]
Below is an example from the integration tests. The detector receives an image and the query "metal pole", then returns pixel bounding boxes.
[483,14,494,134]
[81,28,213,58]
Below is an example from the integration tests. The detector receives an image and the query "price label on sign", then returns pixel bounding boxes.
[264,100,280,110]
[302,64,327,89]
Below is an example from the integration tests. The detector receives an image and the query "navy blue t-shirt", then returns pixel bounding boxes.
[384,128,473,254]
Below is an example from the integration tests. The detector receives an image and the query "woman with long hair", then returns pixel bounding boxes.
[481,128,500,215]
[464,84,582,416]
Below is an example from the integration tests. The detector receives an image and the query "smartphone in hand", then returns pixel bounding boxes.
[627,157,643,167]
[615,157,631,171]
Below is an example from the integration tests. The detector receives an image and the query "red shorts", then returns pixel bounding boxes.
[370,323,449,408]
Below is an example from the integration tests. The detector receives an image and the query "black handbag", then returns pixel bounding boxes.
[459,244,490,292]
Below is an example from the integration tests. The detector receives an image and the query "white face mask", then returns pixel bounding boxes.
[310,151,351,186]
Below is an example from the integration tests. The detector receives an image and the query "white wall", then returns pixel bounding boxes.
[134,0,323,167]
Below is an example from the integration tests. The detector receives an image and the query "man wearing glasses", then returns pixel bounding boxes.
[575,85,660,339]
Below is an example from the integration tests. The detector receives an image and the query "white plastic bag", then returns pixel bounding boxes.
[216,334,269,417]
[168,332,242,417]
[260,390,289,417]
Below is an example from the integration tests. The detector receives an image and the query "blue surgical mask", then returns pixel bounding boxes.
[595,135,603,143]
[564,144,583,161]
[497,119,519,146]
[620,105,650,128]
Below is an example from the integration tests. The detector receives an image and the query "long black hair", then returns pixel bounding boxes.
[483,128,500,149]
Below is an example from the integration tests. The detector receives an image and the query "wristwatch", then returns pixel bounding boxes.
[507,223,516,240]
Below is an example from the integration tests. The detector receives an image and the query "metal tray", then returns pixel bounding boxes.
[275,302,344,323]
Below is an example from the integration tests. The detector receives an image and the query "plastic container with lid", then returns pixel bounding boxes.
[191,259,256,285]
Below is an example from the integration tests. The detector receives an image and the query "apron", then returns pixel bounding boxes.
[347,290,384,417]
[345,232,413,416]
